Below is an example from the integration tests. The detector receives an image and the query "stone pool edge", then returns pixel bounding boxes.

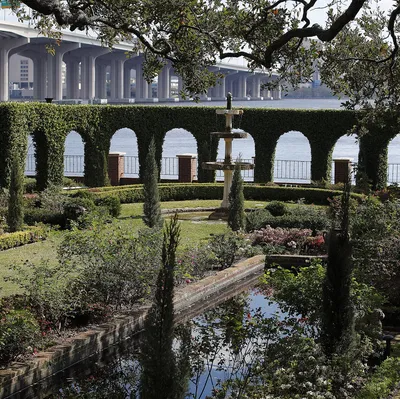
[0,254,266,399]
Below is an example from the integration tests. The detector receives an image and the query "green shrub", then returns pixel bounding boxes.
[0,226,48,251]
[24,208,65,227]
[246,205,330,233]
[246,209,271,232]
[75,184,363,206]
[95,196,121,217]
[207,232,247,269]
[24,178,37,194]
[7,159,24,232]
[72,190,96,201]
[63,197,95,224]
[228,164,246,231]
[356,357,400,399]
[265,201,288,216]
[0,308,40,366]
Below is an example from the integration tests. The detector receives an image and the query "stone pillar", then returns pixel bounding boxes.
[333,158,353,184]
[66,60,80,99]
[0,38,29,101]
[110,58,124,100]
[108,152,125,186]
[177,154,197,183]
[251,75,261,99]
[33,57,47,100]
[135,62,149,100]
[95,63,107,99]
[158,65,170,100]
[123,64,132,98]
[238,75,247,99]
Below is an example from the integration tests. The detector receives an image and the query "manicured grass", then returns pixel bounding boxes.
[0,200,248,296]
[0,233,63,297]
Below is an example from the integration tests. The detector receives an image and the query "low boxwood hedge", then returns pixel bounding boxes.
[0,226,48,251]
[73,184,364,205]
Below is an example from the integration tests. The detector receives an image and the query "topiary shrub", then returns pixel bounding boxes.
[63,197,95,225]
[95,196,121,217]
[265,201,288,217]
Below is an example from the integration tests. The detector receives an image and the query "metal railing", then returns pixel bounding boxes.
[274,160,311,182]
[24,153,400,185]
[160,157,179,178]
[124,156,140,176]
[388,163,400,185]
[64,155,85,176]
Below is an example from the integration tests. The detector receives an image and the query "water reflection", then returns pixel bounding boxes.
[49,287,280,399]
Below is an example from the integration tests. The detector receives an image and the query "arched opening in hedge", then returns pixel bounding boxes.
[25,134,36,177]
[387,135,400,185]
[162,128,197,180]
[110,128,138,177]
[216,132,255,182]
[332,134,359,183]
[274,131,311,183]
[64,131,85,178]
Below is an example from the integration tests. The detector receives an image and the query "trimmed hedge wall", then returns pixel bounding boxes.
[0,226,48,251]
[0,103,397,191]
[74,183,364,205]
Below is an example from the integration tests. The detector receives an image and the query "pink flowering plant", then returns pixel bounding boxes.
[250,225,325,254]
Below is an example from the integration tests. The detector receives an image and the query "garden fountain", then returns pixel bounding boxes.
[202,92,254,219]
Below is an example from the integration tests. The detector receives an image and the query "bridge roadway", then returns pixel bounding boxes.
[0,20,281,103]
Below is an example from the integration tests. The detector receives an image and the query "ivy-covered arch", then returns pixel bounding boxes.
[0,103,398,191]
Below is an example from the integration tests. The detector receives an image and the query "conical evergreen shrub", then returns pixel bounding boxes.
[143,138,163,228]
[7,158,24,232]
[228,161,245,231]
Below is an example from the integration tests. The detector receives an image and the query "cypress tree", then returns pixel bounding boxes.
[140,214,183,399]
[321,176,355,357]
[228,161,245,231]
[143,138,163,228]
[7,158,24,232]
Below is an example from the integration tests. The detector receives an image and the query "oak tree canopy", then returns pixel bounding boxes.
[11,0,400,99]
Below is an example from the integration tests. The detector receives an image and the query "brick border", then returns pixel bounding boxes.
[0,255,265,398]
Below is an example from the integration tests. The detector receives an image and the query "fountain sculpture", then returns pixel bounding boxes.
[202,93,254,219]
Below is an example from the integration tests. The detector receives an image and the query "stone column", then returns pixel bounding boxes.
[0,38,29,101]
[251,75,261,99]
[334,158,353,184]
[108,152,126,186]
[110,58,124,100]
[65,60,80,99]
[46,43,79,100]
[95,63,107,99]
[158,65,170,100]
[123,64,132,98]
[33,57,47,100]
[177,154,197,182]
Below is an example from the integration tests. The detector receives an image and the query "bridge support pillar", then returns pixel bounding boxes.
[33,57,47,100]
[158,64,172,101]
[0,38,29,101]
[66,60,80,99]
[251,75,261,100]
[110,58,124,100]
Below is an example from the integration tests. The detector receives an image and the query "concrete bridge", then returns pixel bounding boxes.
[0,21,281,103]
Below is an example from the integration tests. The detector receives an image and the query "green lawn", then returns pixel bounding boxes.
[0,200,266,296]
